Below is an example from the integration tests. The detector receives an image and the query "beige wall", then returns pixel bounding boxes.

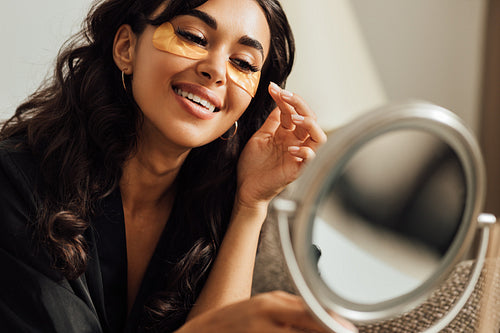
[0,1,89,120]
[283,0,487,133]
[281,0,387,131]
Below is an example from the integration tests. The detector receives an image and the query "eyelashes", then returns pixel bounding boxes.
[175,27,260,74]
[229,58,259,73]
[175,27,208,47]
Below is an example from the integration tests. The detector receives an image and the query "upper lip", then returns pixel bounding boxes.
[172,82,223,111]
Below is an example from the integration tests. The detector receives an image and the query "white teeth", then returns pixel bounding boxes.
[175,88,216,112]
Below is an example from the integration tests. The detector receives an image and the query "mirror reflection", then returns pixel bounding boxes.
[312,129,466,305]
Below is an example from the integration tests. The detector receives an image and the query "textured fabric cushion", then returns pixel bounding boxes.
[252,214,500,332]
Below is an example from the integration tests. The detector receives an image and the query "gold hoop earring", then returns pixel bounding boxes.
[122,69,128,91]
[220,121,238,140]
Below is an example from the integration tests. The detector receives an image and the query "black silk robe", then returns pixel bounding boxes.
[0,138,191,332]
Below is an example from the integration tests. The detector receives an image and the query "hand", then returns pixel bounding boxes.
[176,291,356,333]
[236,82,327,209]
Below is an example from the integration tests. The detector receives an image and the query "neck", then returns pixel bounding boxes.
[120,139,190,214]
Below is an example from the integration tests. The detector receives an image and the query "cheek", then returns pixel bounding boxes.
[131,53,184,108]
[226,85,253,121]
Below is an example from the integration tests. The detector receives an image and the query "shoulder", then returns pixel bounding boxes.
[0,135,40,230]
[0,136,40,214]
[0,136,38,191]
[0,136,40,222]
[0,136,59,278]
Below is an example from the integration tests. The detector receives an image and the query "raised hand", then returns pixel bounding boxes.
[236,82,327,210]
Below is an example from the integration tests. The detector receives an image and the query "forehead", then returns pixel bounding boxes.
[195,0,268,28]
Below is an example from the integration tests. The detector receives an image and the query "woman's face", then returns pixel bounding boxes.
[130,0,271,151]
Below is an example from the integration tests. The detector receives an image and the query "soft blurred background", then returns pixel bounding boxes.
[282,0,487,132]
[0,1,89,120]
[1,0,498,227]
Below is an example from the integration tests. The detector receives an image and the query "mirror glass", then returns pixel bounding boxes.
[311,129,466,305]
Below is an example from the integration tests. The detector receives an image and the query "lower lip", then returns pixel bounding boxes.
[173,88,217,120]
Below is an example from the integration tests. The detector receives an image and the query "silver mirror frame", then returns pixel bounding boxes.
[273,101,495,332]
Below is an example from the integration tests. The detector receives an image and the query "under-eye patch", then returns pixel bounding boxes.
[152,22,208,60]
[226,62,261,98]
[153,22,261,97]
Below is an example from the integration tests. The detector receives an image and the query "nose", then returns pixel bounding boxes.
[196,53,227,87]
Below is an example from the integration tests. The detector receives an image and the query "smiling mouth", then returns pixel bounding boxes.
[174,87,220,113]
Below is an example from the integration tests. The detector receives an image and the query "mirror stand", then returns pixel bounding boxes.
[425,213,495,332]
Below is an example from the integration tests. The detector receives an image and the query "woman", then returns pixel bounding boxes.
[0,0,337,332]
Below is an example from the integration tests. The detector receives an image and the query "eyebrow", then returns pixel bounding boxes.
[185,9,265,60]
[185,9,217,29]
[239,36,265,60]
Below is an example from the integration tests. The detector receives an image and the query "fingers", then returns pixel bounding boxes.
[254,292,329,333]
[182,291,357,333]
[330,312,359,333]
[288,146,315,162]
[269,82,296,130]
[291,114,327,146]
[284,94,325,146]
[269,82,315,119]
[263,292,358,333]
[268,82,327,148]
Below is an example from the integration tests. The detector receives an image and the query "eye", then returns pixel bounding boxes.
[176,28,208,47]
[230,58,260,73]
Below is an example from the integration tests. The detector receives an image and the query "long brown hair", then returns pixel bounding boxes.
[0,0,294,330]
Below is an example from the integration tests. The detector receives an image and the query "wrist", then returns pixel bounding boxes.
[234,193,269,213]
[232,194,269,225]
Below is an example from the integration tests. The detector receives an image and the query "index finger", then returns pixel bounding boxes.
[269,82,297,130]
[279,90,316,119]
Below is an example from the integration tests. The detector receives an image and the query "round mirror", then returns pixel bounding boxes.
[272,101,495,332]
[314,129,465,306]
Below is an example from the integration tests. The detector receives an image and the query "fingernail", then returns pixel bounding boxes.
[269,82,280,93]
[280,89,293,98]
[291,114,304,122]
[288,146,300,152]
[338,318,359,333]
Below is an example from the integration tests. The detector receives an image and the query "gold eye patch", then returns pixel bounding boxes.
[153,22,261,97]
[152,22,208,60]
[226,63,261,97]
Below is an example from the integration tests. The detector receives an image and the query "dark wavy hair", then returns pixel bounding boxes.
[0,0,294,330]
